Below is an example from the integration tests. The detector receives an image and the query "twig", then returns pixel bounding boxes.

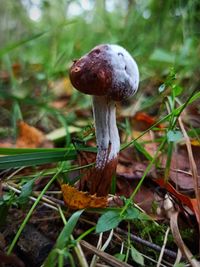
[90,230,114,267]
[34,190,61,194]
[179,116,200,227]
[90,233,103,267]
[170,210,200,267]
[3,183,59,211]
[157,227,170,267]
[80,240,133,267]
[33,191,65,206]
[174,249,182,266]
[4,181,65,207]
[141,253,170,267]
[5,167,25,180]
[115,228,177,259]
[101,229,114,251]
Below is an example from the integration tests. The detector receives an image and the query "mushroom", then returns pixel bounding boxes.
[69,44,139,196]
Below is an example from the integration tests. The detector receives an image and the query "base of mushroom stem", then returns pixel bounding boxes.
[88,157,118,197]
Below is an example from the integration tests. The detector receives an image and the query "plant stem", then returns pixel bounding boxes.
[120,138,167,216]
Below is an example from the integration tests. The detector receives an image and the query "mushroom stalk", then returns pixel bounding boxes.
[89,95,120,196]
[92,95,120,169]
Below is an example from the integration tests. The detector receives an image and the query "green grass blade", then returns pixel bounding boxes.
[0,147,73,155]
[0,32,46,57]
[43,209,84,267]
[0,150,77,169]
[164,141,174,180]
[56,210,84,249]
[134,140,153,161]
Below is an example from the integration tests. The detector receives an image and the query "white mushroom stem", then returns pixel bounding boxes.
[92,95,120,169]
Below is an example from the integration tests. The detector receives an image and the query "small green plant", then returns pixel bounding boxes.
[44,209,84,267]
[96,204,149,234]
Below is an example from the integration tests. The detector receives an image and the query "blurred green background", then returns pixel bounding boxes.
[1,0,200,79]
[0,0,199,138]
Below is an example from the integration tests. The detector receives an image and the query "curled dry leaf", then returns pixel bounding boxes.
[154,178,199,223]
[133,111,164,130]
[61,184,108,210]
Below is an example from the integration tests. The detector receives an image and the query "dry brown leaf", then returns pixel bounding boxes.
[161,146,200,190]
[134,112,164,130]
[121,130,158,158]
[154,178,199,223]
[61,184,107,210]
[16,121,52,148]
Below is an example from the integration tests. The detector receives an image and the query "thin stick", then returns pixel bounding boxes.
[170,211,200,267]
[90,229,114,267]
[179,117,200,243]
[5,167,25,180]
[90,233,103,267]
[115,228,177,259]
[4,183,59,211]
[80,240,133,267]
[157,227,170,267]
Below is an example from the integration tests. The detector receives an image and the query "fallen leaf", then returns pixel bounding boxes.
[46,126,80,142]
[131,112,164,131]
[154,178,199,223]
[135,112,160,126]
[116,175,155,214]
[183,99,200,128]
[164,146,200,190]
[16,121,53,148]
[61,184,107,210]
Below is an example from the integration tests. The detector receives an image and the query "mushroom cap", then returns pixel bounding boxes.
[69,44,139,101]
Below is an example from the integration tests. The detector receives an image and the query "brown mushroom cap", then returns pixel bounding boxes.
[69,44,139,101]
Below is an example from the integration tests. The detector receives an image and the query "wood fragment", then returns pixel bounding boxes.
[170,211,200,267]
[80,240,133,267]
[179,116,200,225]
[115,228,177,259]
[156,227,170,267]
